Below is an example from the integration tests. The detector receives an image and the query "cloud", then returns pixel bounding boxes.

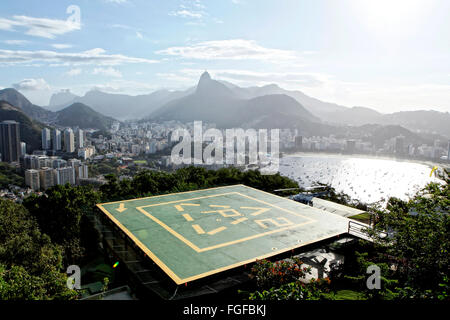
[92,67,122,78]
[3,40,30,46]
[169,0,207,21]
[0,48,159,66]
[169,9,204,19]
[156,39,300,63]
[12,78,50,91]
[0,15,80,39]
[168,1,225,26]
[51,44,73,49]
[190,0,206,9]
[136,31,144,39]
[66,68,82,76]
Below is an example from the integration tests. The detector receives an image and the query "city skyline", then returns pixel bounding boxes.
[0,0,449,113]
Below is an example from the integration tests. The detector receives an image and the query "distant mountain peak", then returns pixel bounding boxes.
[199,70,211,81]
[48,89,78,108]
[0,87,51,121]
[56,102,116,131]
[197,71,213,89]
[195,70,232,97]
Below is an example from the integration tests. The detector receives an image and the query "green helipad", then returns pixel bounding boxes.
[96,185,350,284]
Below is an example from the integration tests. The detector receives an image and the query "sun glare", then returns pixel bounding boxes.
[352,0,427,35]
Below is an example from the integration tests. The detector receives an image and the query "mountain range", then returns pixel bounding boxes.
[220,80,450,137]
[47,87,193,121]
[0,88,53,123]
[0,88,116,132]
[43,72,450,138]
[0,71,448,144]
[149,71,321,130]
[0,100,44,152]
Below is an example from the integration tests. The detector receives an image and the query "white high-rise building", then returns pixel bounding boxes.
[76,129,84,149]
[42,128,51,150]
[55,166,75,185]
[39,167,56,190]
[52,129,62,151]
[20,141,27,156]
[25,169,40,190]
[64,128,75,153]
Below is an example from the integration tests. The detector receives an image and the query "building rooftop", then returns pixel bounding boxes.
[311,197,366,218]
[96,184,352,285]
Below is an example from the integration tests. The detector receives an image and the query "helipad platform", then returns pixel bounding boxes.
[96,185,350,285]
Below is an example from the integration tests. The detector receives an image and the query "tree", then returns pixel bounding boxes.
[99,167,300,202]
[23,184,100,265]
[244,257,332,300]
[0,199,77,300]
[369,181,449,299]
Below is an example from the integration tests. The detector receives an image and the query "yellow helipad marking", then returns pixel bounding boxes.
[133,191,316,253]
[207,226,227,235]
[209,205,230,208]
[240,206,270,216]
[231,217,248,225]
[116,203,127,213]
[182,214,194,222]
[201,208,242,217]
[175,203,200,212]
[192,224,205,234]
[255,217,294,229]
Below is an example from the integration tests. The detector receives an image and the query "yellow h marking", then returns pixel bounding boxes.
[175,203,200,212]
[207,226,227,235]
[255,217,293,229]
[201,208,242,217]
[231,217,248,225]
[240,206,270,216]
[192,224,205,234]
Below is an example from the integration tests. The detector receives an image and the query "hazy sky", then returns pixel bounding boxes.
[0,0,449,113]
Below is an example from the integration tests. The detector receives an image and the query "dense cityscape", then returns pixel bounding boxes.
[1,117,449,203]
